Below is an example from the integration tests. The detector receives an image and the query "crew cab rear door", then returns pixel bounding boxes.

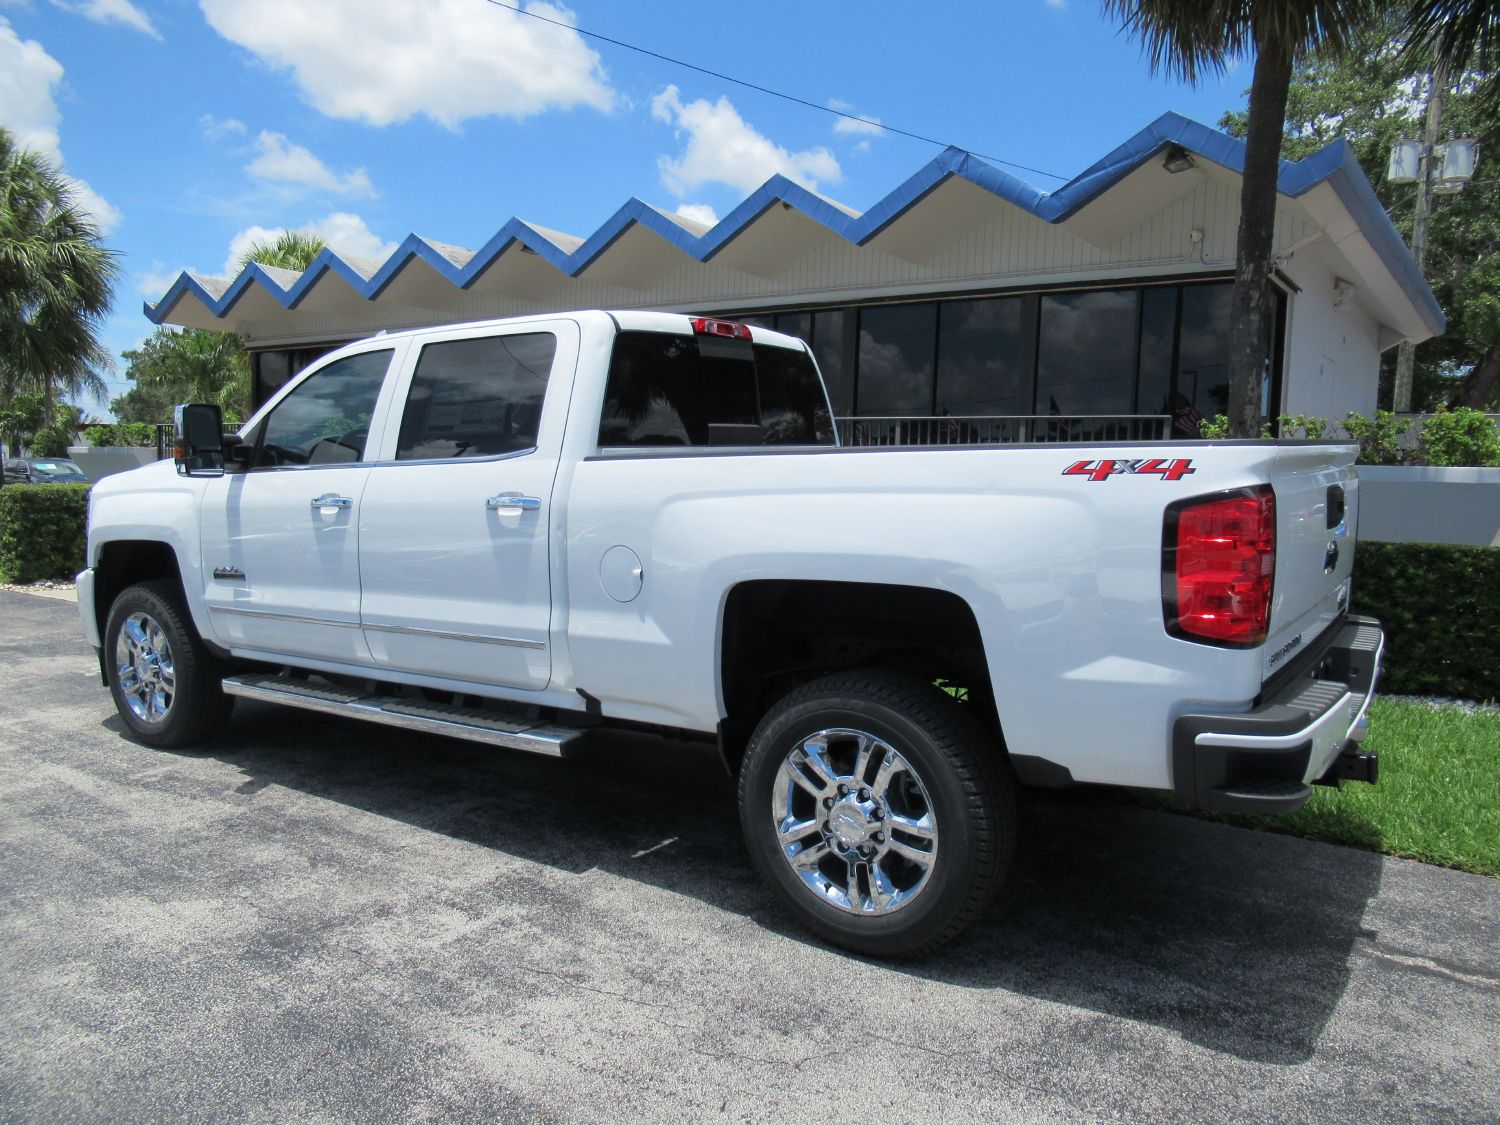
[355,319,579,691]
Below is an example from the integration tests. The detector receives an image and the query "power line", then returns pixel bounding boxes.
[478,0,1069,182]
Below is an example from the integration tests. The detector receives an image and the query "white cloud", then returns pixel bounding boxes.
[828,98,884,137]
[651,85,840,196]
[66,178,123,232]
[223,211,397,276]
[0,17,122,232]
[199,0,613,128]
[0,17,63,155]
[674,203,718,226]
[50,0,161,38]
[199,114,246,140]
[247,131,376,198]
[1046,0,1066,8]
[137,261,192,297]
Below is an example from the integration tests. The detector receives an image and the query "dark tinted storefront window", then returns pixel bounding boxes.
[1137,286,1177,417]
[812,309,851,416]
[857,303,936,415]
[1177,283,1233,419]
[936,298,1026,416]
[1035,290,1138,415]
[775,311,812,343]
[726,277,1279,435]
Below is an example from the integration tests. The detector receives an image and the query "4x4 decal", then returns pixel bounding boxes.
[1062,457,1196,482]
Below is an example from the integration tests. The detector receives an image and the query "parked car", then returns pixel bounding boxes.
[21,458,89,483]
[3,457,30,483]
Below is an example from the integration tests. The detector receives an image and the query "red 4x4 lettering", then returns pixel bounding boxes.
[1135,457,1196,481]
[1062,457,1195,482]
[1063,459,1120,482]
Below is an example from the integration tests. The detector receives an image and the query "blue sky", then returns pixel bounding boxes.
[0,0,1254,415]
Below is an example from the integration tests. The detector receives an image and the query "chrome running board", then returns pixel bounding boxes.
[221,672,583,757]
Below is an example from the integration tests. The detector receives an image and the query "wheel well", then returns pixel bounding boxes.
[93,540,184,640]
[719,580,1001,774]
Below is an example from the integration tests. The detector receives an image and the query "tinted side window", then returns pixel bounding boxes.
[255,350,392,468]
[396,333,556,461]
[599,331,832,447]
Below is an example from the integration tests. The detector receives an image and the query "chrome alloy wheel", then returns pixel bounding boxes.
[114,611,176,725]
[771,728,939,915]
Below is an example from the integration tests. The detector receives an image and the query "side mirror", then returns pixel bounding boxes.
[173,402,225,476]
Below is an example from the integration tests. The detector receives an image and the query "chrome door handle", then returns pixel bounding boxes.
[486,493,541,512]
[311,494,353,510]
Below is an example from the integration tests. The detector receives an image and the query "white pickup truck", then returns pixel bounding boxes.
[78,310,1383,955]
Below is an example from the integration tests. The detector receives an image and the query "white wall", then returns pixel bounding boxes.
[1358,466,1500,546]
[1280,240,1384,422]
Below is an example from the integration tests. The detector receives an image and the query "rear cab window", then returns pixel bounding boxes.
[599,330,834,449]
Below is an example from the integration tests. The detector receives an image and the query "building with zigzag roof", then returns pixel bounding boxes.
[146,113,1442,438]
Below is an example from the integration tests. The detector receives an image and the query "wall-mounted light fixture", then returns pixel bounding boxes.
[1162,144,1196,174]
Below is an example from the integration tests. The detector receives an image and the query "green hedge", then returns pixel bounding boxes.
[1352,542,1500,703]
[0,483,90,583]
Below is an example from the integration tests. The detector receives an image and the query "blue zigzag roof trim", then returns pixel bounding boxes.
[145,112,1444,336]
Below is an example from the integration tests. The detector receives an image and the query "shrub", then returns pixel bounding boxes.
[0,483,90,583]
[1419,406,1500,467]
[1352,542,1500,702]
[1275,413,1330,439]
[29,427,72,458]
[1197,414,1230,439]
[82,422,157,448]
[1343,410,1413,465]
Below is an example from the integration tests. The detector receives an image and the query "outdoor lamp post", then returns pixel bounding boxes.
[1387,62,1480,413]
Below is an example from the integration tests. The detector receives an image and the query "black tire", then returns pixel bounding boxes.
[737,669,1015,958]
[104,580,234,748]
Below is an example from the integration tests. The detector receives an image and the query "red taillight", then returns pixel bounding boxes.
[1165,487,1276,647]
[690,316,752,340]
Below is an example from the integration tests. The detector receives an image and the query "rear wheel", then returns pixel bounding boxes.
[105,580,233,747]
[738,670,1014,957]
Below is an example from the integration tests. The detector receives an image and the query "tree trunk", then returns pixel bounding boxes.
[1226,40,1293,438]
[1461,335,1500,409]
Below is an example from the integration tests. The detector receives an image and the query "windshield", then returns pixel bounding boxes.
[31,461,86,480]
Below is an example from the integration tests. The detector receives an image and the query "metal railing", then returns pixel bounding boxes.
[835,414,1173,447]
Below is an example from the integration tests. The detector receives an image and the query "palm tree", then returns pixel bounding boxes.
[0,127,118,422]
[235,229,327,274]
[1103,1,1378,437]
[1402,0,1500,77]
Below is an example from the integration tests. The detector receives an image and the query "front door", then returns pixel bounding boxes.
[200,347,396,665]
[357,322,575,691]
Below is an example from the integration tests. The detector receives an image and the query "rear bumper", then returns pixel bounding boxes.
[1172,615,1384,814]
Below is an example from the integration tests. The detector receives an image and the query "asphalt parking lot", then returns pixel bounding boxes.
[2,590,1497,1123]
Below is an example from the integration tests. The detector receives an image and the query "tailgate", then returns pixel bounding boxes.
[1262,444,1359,681]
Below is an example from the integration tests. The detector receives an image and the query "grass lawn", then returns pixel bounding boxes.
[1132,698,1500,877]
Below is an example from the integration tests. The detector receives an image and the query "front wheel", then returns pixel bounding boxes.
[737,670,1015,957]
[104,580,233,748]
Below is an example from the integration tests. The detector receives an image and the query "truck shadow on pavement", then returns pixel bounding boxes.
[162,701,1383,1069]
